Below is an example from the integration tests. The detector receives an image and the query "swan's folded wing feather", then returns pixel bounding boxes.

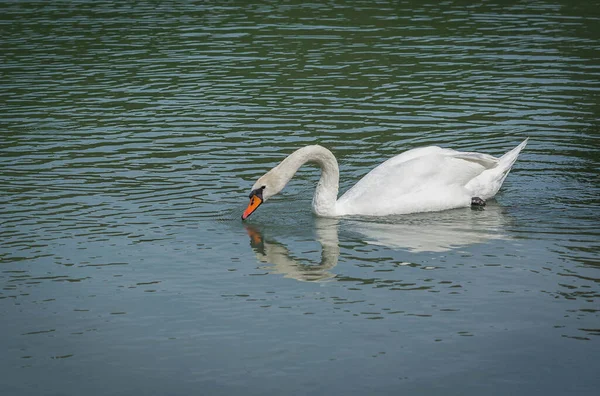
[382,147,499,170]
[377,146,445,168]
[449,152,499,169]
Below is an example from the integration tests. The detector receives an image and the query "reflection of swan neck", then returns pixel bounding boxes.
[316,218,340,262]
[276,145,340,216]
[246,219,340,282]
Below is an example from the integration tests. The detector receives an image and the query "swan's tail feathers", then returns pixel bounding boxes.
[464,138,528,199]
[495,138,528,185]
[499,138,528,168]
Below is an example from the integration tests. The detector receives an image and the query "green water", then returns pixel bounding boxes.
[1,1,599,395]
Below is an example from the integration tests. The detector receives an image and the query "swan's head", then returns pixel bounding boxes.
[242,169,286,220]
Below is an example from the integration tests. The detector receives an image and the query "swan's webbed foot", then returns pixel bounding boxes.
[471,197,486,207]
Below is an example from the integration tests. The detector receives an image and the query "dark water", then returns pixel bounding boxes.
[2,1,599,395]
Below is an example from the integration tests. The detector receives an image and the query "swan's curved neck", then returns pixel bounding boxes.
[275,145,339,216]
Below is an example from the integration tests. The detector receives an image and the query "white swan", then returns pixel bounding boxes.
[242,139,528,220]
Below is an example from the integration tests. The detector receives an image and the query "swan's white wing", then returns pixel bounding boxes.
[336,147,499,216]
[375,146,499,171]
[373,146,446,168]
[449,151,499,168]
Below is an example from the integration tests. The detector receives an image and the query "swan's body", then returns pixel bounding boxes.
[242,139,528,219]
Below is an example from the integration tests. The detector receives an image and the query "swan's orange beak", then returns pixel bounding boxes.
[242,188,264,220]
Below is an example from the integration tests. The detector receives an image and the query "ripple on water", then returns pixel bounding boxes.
[1,1,599,393]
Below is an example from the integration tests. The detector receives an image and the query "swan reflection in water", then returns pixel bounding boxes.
[245,203,511,282]
[246,217,340,282]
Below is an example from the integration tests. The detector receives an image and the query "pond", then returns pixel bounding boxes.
[1,1,599,395]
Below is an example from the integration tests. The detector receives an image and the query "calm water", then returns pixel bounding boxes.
[2,1,599,395]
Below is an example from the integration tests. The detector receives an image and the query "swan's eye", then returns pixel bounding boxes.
[249,187,265,199]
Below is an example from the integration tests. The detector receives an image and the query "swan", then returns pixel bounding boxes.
[242,139,528,220]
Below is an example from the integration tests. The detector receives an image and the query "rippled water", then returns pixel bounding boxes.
[2,1,599,395]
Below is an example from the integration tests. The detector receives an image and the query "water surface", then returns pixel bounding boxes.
[1,1,599,395]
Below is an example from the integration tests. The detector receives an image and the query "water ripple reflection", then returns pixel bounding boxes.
[1,0,599,394]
